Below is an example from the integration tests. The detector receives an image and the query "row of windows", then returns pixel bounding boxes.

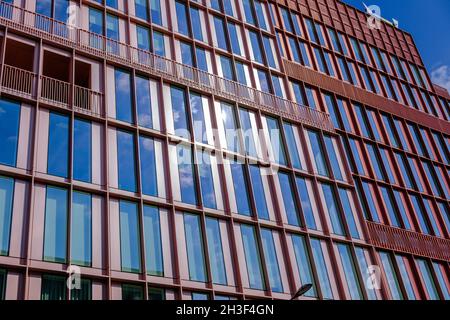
[274,4,449,120]
[1,248,448,300]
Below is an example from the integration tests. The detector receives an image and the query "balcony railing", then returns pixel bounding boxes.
[0,1,334,132]
[1,64,104,116]
[366,221,450,261]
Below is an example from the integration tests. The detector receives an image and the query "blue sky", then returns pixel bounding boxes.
[342,0,450,92]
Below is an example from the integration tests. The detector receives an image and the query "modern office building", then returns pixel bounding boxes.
[0,0,449,300]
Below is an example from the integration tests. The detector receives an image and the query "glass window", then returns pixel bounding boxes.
[242,0,255,25]
[89,7,103,35]
[71,278,92,301]
[71,192,92,266]
[184,213,207,282]
[219,55,234,80]
[230,161,251,216]
[227,22,242,55]
[180,41,193,66]
[321,184,345,236]
[295,177,316,230]
[135,0,149,21]
[148,287,166,300]
[176,145,197,205]
[122,284,144,300]
[136,76,153,129]
[432,262,450,300]
[240,224,264,290]
[214,16,229,51]
[139,136,158,197]
[205,217,227,285]
[410,195,431,235]
[73,119,92,183]
[136,25,151,51]
[249,165,269,220]
[249,31,263,64]
[175,1,190,36]
[0,176,14,256]
[48,113,69,178]
[338,188,360,239]
[379,251,403,300]
[310,238,333,299]
[257,69,270,93]
[278,172,300,226]
[151,0,162,25]
[337,244,363,300]
[305,18,317,43]
[308,130,329,176]
[261,229,283,293]
[153,31,165,56]
[220,102,240,153]
[324,135,343,181]
[192,292,209,300]
[394,152,413,189]
[0,99,20,167]
[117,130,137,192]
[395,255,416,300]
[354,104,370,138]
[171,86,190,139]
[143,205,163,276]
[223,0,234,16]
[354,247,378,300]
[190,93,208,144]
[407,156,424,192]
[119,201,141,273]
[44,186,68,263]
[366,143,384,181]
[263,36,277,69]
[239,108,258,158]
[236,62,247,85]
[291,235,316,297]
[114,69,133,123]
[266,117,286,165]
[356,181,379,222]
[380,186,401,227]
[336,98,352,131]
[283,123,302,170]
[196,150,217,209]
[299,41,311,67]
[106,14,119,43]
[314,47,326,73]
[41,275,66,300]
[190,7,203,41]
[280,7,293,32]
[393,190,411,230]
[382,114,400,148]
[254,1,267,30]
[196,47,208,72]
[416,259,439,300]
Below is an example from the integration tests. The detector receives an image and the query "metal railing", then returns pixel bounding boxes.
[0,0,334,131]
[366,221,450,261]
[1,64,103,116]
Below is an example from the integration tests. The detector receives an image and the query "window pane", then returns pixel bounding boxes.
[0,99,20,167]
[295,177,316,230]
[177,145,197,205]
[227,22,241,55]
[122,284,144,300]
[338,188,360,239]
[278,172,300,226]
[354,247,377,300]
[239,108,258,158]
[220,102,240,153]
[205,217,227,285]
[249,165,270,220]
[249,31,263,64]
[262,36,276,68]
[196,150,217,209]
[417,259,439,300]
[240,224,264,290]
[119,201,141,273]
[261,229,283,293]
[143,205,164,276]
[41,275,66,300]
[190,93,208,144]
[71,192,92,266]
[283,123,302,170]
[135,0,149,21]
[184,213,207,282]
[115,69,133,123]
[220,55,234,80]
[48,113,69,178]
[321,184,345,236]
[432,262,450,300]
[44,187,68,263]
[214,16,228,51]
[153,31,165,56]
[73,119,92,183]
[308,130,329,176]
[230,161,251,216]
[324,136,343,180]
[175,1,190,36]
[242,0,255,25]
[379,251,403,300]
[117,130,137,192]
[395,255,416,300]
[310,238,333,299]
[190,7,203,41]
[380,186,401,227]
[266,117,287,165]
[0,176,14,256]
[71,278,92,301]
[171,86,190,139]
[148,287,166,300]
[151,0,162,25]
[136,76,153,129]
[180,41,193,66]
[337,244,363,300]
[139,136,158,197]
[136,25,151,50]
[291,235,317,297]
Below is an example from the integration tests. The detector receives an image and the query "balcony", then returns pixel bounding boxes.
[1,64,103,116]
[0,1,334,132]
[366,221,450,261]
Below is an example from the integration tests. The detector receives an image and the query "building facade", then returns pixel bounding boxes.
[0,0,449,300]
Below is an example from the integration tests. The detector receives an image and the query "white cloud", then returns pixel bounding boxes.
[431,65,450,93]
